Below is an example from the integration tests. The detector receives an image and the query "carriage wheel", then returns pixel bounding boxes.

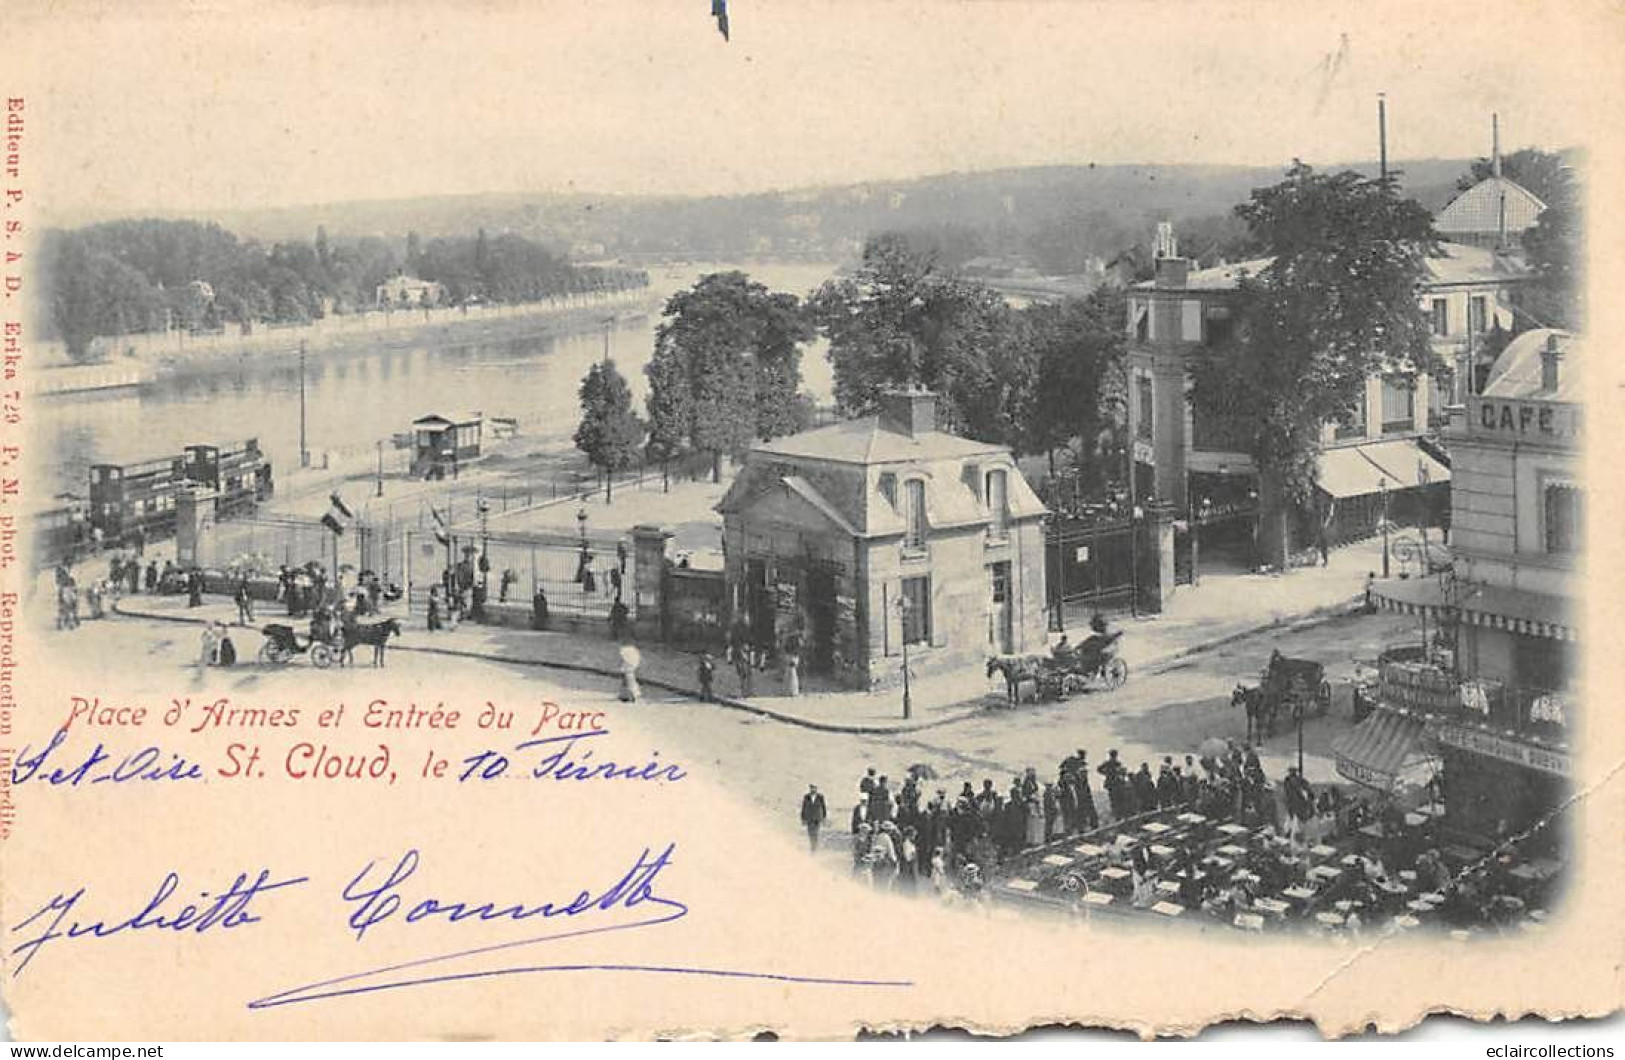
[310,643,335,669]
[1061,673,1088,697]
[257,641,277,664]
[1105,657,1129,690]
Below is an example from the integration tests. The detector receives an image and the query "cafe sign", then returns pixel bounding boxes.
[1434,723,1571,777]
[1469,397,1580,440]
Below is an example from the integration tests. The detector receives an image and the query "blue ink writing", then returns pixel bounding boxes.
[457,731,686,784]
[341,843,679,941]
[10,868,308,975]
[12,728,205,787]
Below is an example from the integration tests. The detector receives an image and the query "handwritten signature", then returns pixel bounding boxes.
[9,844,912,1007]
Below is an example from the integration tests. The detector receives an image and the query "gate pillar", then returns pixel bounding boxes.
[631,524,672,639]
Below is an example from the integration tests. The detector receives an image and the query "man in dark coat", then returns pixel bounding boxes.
[869,776,894,824]
[531,585,551,631]
[1071,750,1099,830]
[1157,757,1182,809]
[1098,749,1128,820]
[1131,763,1157,817]
[1283,767,1315,838]
[1000,787,1026,856]
[800,784,828,852]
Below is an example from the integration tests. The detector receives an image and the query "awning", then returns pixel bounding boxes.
[1316,439,1450,499]
[1460,583,1577,642]
[1332,708,1433,791]
[1359,438,1450,489]
[1371,579,1577,641]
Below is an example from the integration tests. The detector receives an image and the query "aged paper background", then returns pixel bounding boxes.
[3,0,1623,1040]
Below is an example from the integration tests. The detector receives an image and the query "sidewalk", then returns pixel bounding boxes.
[111,593,990,734]
[112,541,1371,737]
[1068,537,1384,671]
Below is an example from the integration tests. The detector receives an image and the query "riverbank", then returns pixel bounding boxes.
[36,288,663,389]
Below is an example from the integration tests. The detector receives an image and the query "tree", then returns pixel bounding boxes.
[1187,162,1439,568]
[573,360,645,503]
[1455,147,1573,206]
[1521,169,1582,329]
[1019,288,1127,480]
[643,343,691,492]
[646,271,813,482]
[810,233,1022,443]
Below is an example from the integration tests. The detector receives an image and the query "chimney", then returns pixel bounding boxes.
[1153,221,1178,260]
[880,387,937,437]
[1154,256,1191,289]
[1541,333,1563,392]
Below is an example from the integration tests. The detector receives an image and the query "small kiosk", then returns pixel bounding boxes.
[411,412,483,479]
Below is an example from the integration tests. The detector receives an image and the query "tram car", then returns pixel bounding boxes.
[31,500,89,569]
[184,439,274,518]
[87,437,273,546]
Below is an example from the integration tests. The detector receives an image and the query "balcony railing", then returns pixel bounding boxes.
[1378,659,1571,744]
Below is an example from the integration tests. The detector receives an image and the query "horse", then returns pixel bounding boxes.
[1231,683,1276,744]
[986,654,1046,708]
[346,618,402,667]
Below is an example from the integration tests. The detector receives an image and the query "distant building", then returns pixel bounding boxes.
[1369,328,1578,848]
[1435,176,1546,251]
[1435,117,1549,251]
[716,389,1048,691]
[1122,239,1530,548]
[376,275,445,308]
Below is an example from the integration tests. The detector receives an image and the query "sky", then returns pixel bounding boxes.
[14,0,1617,216]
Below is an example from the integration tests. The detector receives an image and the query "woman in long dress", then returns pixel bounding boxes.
[618,641,643,702]
[897,827,919,893]
[1025,794,1046,848]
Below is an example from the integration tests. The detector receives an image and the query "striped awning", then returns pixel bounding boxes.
[1332,708,1430,791]
[1371,579,1577,642]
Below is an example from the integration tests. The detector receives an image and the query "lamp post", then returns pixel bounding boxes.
[1129,504,1143,618]
[375,439,385,498]
[298,340,310,469]
[477,498,491,595]
[897,593,914,721]
[1379,477,1391,579]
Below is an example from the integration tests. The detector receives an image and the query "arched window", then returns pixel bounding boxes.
[985,469,1009,538]
[902,479,928,551]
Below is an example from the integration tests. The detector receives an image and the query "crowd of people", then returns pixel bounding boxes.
[820,739,1373,901]
[815,739,1558,936]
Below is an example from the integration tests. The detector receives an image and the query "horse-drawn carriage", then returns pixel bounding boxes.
[987,631,1129,707]
[258,612,401,668]
[1232,650,1332,741]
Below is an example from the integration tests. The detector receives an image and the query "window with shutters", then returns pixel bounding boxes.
[902,478,928,553]
[1135,372,1154,441]
[985,469,1009,540]
[901,576,931,645]
[1431,298,1449,337]
[1544,483,1581,554]
[1469,295,1488,335]
[1380,378,1415,433]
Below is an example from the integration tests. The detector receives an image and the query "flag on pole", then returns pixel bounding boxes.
[711,0,729,41]
[321,492,354,536]
[430,506,451,547]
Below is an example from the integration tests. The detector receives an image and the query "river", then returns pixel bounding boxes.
[37,263,841,499]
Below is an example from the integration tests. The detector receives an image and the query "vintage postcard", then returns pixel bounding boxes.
[2,0,1622,1042]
